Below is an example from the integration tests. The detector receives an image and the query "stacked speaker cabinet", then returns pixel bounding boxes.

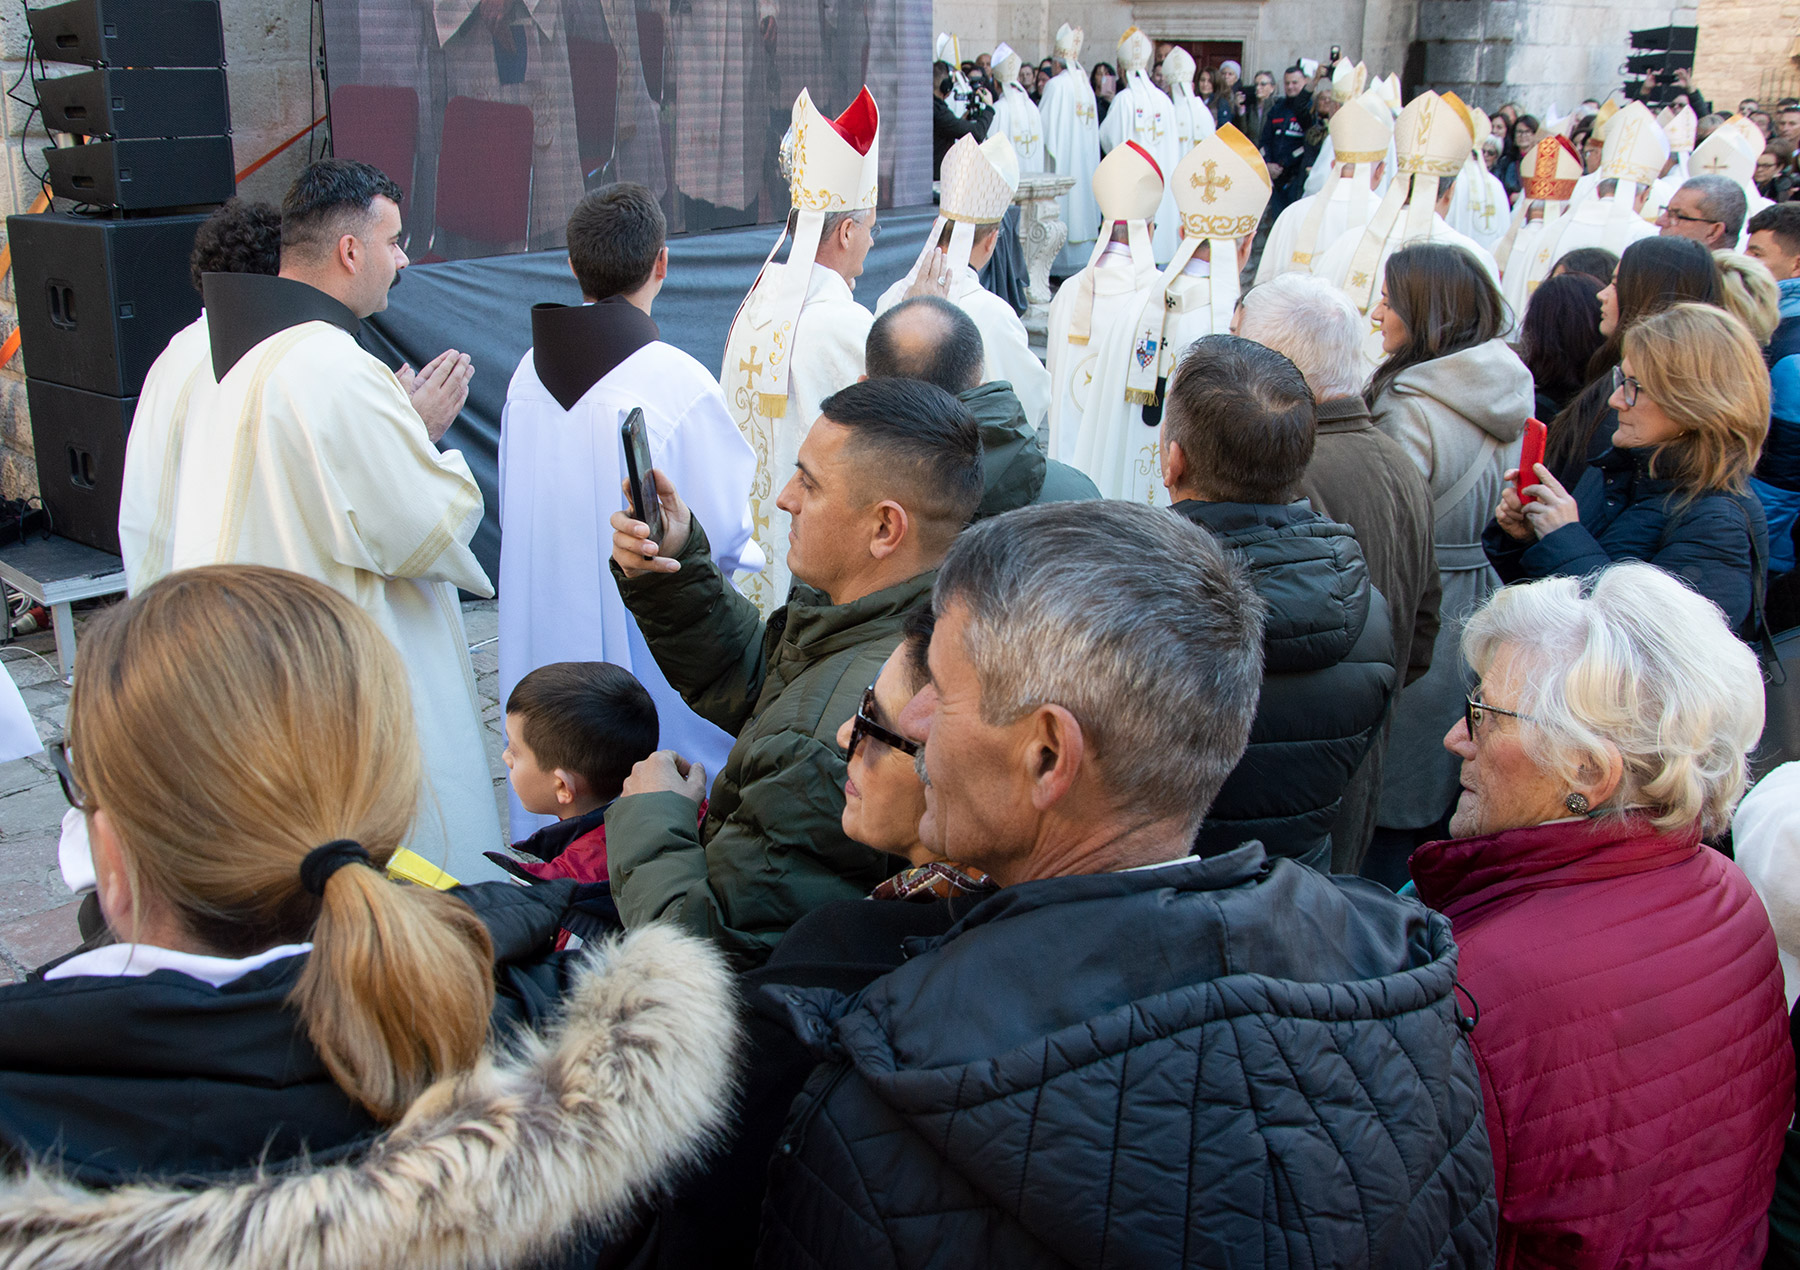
[8,0,229,553]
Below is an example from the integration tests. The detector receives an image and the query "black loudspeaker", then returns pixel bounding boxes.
[45,136,233,210]
[24,379,133,554]
[26,0,225,68]
[36,68,230,139]
[7,211,205,397]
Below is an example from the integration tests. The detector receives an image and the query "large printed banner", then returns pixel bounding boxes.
[321,0,933,255]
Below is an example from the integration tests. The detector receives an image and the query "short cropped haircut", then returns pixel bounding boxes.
[934,501,1265,829]
[1238,273,1366,401]
[865,296,986,395]
[1748,201,1800,257]
[786,207,868,240]
[505,662,658,802]
[1163,334,1316,502]
[281,159,405,258]
[1678,174,1749,241]
[189,198,281,292]
[817,378,984,547]
[1462,561,1764,838]
[567,183,665,299]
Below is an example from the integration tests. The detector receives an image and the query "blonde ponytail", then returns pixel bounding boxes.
[69,565,497,1122]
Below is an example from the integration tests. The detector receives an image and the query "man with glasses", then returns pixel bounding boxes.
[604,377,982,968]
[1658,173,1747,249]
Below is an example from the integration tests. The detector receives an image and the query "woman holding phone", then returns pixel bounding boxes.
[1484,303,1770,633]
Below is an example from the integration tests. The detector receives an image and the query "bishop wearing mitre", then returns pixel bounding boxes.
[1257,86,1392,284]
[1446,107,1511,252]
[878,132,1051,426]
[1314,90,1498,318]
[1045,140,1166,502]
[1495,136,1584,331]
[1099,28,1181,263]
[1688,114,1775,226]
[1039,24,1101,270]
[1302,61,1391,197]
[1161,46,1215,156]
[989,43,1045,174]
[1531,101,1665,266]
[720,87,880,615]
[1123,124,1271,427]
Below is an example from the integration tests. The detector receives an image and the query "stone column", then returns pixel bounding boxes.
[1014,173,1075,346]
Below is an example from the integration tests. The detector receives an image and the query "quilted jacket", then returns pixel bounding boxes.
[1411,816,1793,1268]
[755,845,1497,1269]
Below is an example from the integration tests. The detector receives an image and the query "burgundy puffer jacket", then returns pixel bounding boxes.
[1411,815,1793,1268]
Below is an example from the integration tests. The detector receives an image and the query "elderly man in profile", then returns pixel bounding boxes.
[1659,173,1749,249]
[755,500,1498,1267]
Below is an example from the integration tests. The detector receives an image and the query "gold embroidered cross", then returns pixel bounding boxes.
[1699,152,1734,174]
[738,346,765,378]
[1190,160,1232,203]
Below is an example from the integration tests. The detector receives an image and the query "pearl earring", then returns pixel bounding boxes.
[1565,792,1590,815]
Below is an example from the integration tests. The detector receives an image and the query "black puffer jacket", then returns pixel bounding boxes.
[755,846,1497,1269]
[1173,500,1397,867]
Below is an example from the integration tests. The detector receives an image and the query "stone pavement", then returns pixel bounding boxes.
[0,599,510,982]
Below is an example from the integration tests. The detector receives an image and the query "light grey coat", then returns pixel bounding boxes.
[1371,338,1534,828]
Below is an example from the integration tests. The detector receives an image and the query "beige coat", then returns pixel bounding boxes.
[1371,337,1533,828]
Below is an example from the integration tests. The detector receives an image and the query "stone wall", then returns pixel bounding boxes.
[0,0,319,504]
[1416,0,1658,117]
[1694,0,1800,111]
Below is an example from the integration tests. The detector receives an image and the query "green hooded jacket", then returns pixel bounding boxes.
[606,517,931,967]
[962,381,1101,519]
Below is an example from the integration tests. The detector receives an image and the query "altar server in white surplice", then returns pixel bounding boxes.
[120,198,282,593]
[1494,136,1584,331]
[1257,88,1392,284]
[988,44,1045,174]
[1317,91,1498,322]
[1046,140,1166,502]
[877,133,1050,427]
[1039,24,1101,271]
[1098,28,1180,263]
[1446,106,1511,253]
[498,184,762,841]
[720,88,879,616]
[1161,46,1215,158]
[1126,125,1270,415]
[1535,101,1666,267]
[165,161,501,881]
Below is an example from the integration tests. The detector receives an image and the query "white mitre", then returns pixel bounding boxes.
[1340,89,1476,310]
[1116,26,1152,76]
[1331,58,1368,104]
[1291,90,1393,268]
[1054,23,1083,68]
[905,131,1020,281]
[744,87,880,416]
[1660,103,1698,156]
[1163,45,1195,93]
[992,42,1020,83]
[1376,73,1402,117]
[1598,100,1670,212]
[1692,113,1762,188]
[1065,140,1164,343]
[1126,123,1271,402]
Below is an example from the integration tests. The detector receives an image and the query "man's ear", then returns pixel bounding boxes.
[337,233,360,274]
[1021,704,1085,811]
[1162,435,1189,492]
[653,245,669,281]
[1236,235,1254,270]
[867,498,911,559]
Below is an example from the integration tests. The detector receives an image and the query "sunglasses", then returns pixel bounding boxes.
[49,739,86,810]
[846,684,920,761]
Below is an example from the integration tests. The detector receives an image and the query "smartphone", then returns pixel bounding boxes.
[1330,44,1342,62]
[620,408,663,546]
[1517,417,1548,506]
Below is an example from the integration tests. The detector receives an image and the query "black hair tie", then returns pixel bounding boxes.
[300,840,373,896]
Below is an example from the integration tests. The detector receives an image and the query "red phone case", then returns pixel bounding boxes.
[1517,418,1548,506]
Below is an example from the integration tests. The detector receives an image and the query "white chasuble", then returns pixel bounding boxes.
[1098,74,1181,263]
[120,313,215,593]
[875,265,1051,428]
[1045,238,1165,504]
[1255,179,1379,284]
[169,320,502,882]
[499,338,762,840]
[720,260,871,616]
[1039,68,1102,266]
[992,84,1046,175]
[1167,84,1215,156]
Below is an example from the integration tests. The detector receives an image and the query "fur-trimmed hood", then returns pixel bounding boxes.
[0,924,740,1269]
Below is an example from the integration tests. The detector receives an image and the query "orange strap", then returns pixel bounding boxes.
[235,115,327,183]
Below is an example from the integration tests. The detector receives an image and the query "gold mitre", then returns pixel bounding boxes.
[1331,59,1368,104]
[1054,23,1082,62]
[1117,26,1153,75]
[1522,134,1582,200]
[1659,103,1698,153]
[1598,100,1669,188]
[1589,96,1622,142]
[941,131,1019,223]
[1094,138,1165,221]
[1162,45,1195,89]
[1395,90,1475,176]
[1332,91,1394,163]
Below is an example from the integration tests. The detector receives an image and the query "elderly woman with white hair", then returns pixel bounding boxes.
[1408,561,1791,1268]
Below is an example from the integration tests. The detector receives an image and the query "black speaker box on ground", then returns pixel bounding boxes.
[26,0,224,68]
[24,379,133,555]
[45,136,233,210]
[7,210,205,397]
[36,68,230,139]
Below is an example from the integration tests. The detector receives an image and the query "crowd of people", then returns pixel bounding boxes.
[1,33,1799,1270]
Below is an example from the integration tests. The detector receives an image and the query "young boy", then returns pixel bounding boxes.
[494,661,659,881]
[497,182,762,844]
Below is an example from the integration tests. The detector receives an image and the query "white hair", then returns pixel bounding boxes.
[1462,562,1765,838]
[1237,273,1368,402]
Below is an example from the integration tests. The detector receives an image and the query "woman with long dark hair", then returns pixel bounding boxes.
[1543,236,1722,487]
[1496,114,1541,196]
[1365,241,1534,851]
[1518,272,1605,422]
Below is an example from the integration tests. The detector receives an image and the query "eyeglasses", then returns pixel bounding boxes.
[1658,206,1720,227]
[1610,365,1642,408]
[1464,694,1535,739]
[845,684,920,761]
[49,740,85,810]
